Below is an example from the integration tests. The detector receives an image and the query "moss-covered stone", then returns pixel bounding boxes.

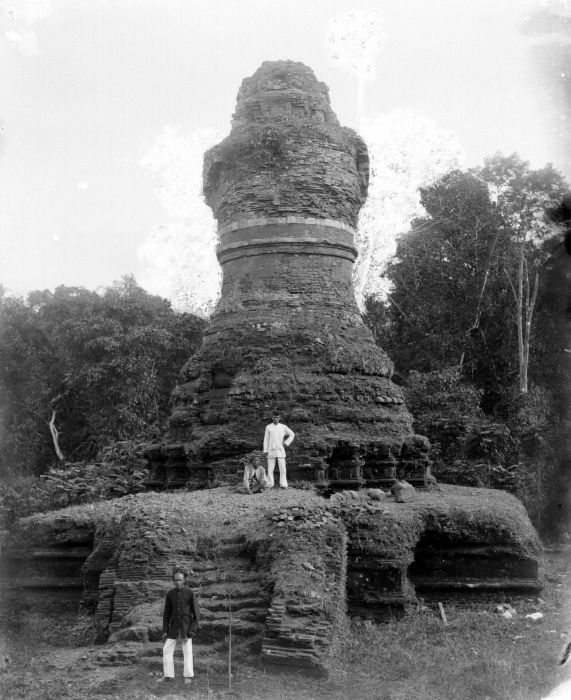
[1,486,541,677]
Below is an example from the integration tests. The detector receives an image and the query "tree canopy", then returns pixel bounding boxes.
[366,153,568,409]
[0,277,205,476]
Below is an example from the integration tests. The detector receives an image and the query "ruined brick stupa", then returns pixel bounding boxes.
[148,60,429,486]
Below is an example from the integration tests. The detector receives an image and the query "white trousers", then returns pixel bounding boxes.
[267,457,287,488]
[163,637,194,678]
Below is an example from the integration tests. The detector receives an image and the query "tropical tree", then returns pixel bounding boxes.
[370,154,568,406]
[0,278,205,475]
[0,292,54,475]
[478,154,568,393]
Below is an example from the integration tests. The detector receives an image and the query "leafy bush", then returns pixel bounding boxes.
[0,441,150,529]
[404,367,483,419]
[0,476,63,533]
[290,480,318,491]
[40,461,149,505]
[401,369,527,494]
[405,373,561,534]
[495,386,560,533]
[435,459,517,490]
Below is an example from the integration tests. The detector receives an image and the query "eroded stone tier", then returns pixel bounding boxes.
[151,60,429,483]
[203,60,369,228]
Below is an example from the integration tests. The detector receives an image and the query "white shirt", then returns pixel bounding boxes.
[243,463,269,489]
[263,422,295,458]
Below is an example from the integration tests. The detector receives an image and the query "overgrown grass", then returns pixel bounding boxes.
[328,607,564,700]
[1,498,568,700]
[1,596,569,699]
[0,601,100,650]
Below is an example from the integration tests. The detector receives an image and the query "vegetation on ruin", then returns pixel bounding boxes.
[206,120,355,175]
[0,487,567,700]
[0,276,205,530]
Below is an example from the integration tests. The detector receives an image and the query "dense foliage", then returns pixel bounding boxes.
[366,154,568,407]
[0,445,149,528]
[0,276,205,477]
[364,153,570,536]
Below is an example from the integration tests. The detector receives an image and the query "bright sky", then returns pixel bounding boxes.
[1,0,569,301]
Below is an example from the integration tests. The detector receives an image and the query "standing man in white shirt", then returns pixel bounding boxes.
[263,412,295,489]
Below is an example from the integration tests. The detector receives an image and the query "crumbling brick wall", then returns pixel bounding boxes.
[151,60,428,483]
[204,60,369,228]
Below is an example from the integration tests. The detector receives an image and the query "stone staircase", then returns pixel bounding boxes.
[186,534,272,665]
[98,533,273,676]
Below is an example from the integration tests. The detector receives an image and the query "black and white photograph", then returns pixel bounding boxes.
[0,1,570,698]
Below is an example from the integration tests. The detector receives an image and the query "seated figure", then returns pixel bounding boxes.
[243,454,269,494]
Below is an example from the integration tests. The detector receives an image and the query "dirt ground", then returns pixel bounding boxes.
[0,544,569,700]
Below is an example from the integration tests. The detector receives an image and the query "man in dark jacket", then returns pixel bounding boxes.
[157,567,200,685]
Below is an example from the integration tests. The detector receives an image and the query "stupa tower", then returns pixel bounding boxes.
[150,61,429,485]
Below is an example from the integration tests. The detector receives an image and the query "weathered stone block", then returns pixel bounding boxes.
[109,625,149,643]
[392,481,416,503]
[200,411,221,425]
[290,407,310,422]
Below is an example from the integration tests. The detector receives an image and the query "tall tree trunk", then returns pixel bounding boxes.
[522,268,539,394]
[504,247,539,395]
[516,250,525,392]
[459,226,501,368]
